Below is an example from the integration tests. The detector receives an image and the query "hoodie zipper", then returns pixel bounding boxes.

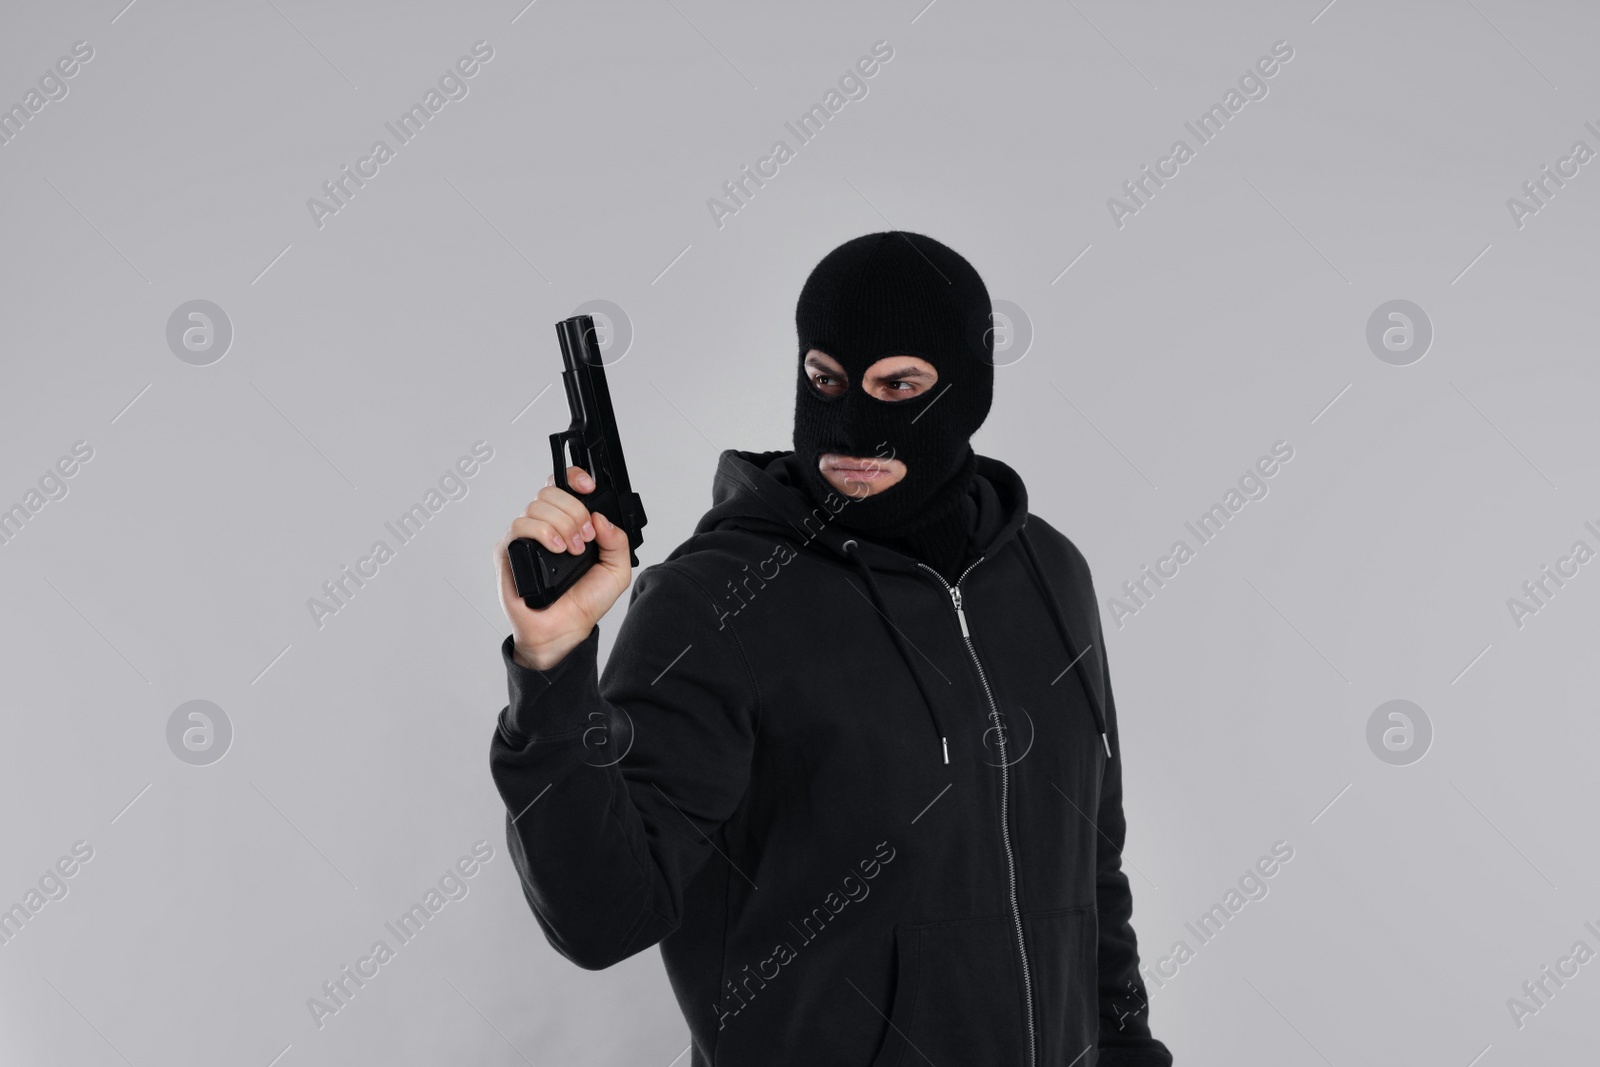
[917,558,1037,1067]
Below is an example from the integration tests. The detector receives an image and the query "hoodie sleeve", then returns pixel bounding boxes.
[1092,631,1175,1066]
[488,561,760,971]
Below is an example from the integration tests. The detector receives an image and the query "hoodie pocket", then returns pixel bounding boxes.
[866,915,1028,1067]
[1024,905,1099,1063]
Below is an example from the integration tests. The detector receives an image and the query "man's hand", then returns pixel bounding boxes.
[495,465,633,670]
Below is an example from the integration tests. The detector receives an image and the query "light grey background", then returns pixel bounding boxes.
[2,1,1595,1064]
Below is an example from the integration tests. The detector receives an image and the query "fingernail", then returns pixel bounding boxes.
[552,535,564,549]
[582,521,595,540]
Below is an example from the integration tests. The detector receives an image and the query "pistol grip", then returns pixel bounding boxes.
[509,536,599,610]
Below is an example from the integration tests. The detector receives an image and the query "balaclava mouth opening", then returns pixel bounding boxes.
[791,231,995,564]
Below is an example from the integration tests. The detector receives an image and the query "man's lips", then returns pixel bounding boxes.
[821,455,901,478]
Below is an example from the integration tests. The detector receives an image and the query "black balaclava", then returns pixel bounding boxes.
[792,231,995,579]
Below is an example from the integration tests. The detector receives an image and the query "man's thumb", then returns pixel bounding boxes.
[593,511,628,560]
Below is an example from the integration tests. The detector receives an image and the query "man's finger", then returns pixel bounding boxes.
[591,511,630,573]
[508,515,567,553]
[566,466,595,493]
[533,490,593,549]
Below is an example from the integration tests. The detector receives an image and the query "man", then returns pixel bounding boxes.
[490,231,1174,1066]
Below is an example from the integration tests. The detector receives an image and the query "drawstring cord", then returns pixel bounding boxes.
[843,539,951,765]
[1017,526,1112,759]
[843,530,1111,764]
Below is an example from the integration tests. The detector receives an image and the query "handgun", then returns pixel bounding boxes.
[507,314,647,609]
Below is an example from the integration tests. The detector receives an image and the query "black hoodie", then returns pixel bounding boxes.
[489,449,1174,1067]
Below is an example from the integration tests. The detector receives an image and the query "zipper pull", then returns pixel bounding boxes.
[941,736,949,764]
[1101,732,1112,759]
[950,586,969,637]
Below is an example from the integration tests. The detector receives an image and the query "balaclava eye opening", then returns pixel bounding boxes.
[792,231,995,553]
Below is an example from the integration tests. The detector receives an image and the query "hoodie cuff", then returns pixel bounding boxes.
[497,626,603,747]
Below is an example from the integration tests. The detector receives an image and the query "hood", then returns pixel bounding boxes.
[688,449,1111,764]
[693,448,1030,572]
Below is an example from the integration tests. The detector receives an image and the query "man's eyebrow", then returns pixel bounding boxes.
[871,365,934,380]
